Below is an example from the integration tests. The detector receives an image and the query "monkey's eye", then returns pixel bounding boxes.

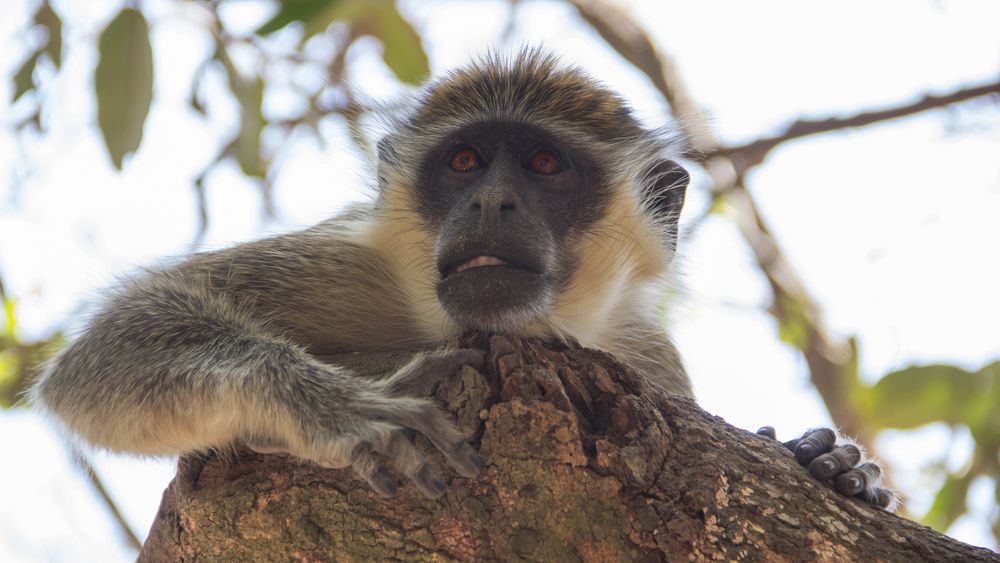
[448,148,481,172]
[526,149,564,175]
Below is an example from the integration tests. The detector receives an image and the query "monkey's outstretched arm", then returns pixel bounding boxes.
[32,229,483,498]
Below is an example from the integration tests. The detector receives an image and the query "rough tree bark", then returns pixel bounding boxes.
[139,335,998,562]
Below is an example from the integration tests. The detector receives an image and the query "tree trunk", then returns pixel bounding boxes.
[139,335,998,562]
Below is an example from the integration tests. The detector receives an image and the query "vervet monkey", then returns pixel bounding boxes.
[33,50,891,506]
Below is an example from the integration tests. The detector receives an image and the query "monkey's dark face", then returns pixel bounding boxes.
[417,121,609,332]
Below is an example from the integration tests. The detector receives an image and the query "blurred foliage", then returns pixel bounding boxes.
[4,0,998,545]
[95,8,153,169]
[0,294,64,408]
[857,360,1000,533]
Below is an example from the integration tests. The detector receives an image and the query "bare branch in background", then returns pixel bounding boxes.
[67,443,142,553]
[569,0,716,155]
[717,81,1000,175]
[569,0,877,451]
[190,175,209,251]
[727,182,867,442]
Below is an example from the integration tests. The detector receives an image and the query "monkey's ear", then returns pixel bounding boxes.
[376,134,402,189]
[377,134,401,165]
[644,159,689,250]
[646,159,689,222]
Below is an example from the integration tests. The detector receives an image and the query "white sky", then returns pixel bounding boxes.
[1,0,998,560]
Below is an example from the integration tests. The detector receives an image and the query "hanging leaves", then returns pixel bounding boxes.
[369,2,428,84]
[36,4,62,68]
[865,363,995,430]
[94,8,154,170]
[213,41,267,178]
[923,474,972,533]
[12,51,42,103]
[256,0,428,85]
[9,2,63,103]
[257,0,341,37]
[236,77,267,178]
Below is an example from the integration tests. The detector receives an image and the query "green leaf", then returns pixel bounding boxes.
[773,293,810,350]
[236,77,266,178]
[2,296,16,338]
[188,60,209,116]
[256,0,338,36]
[11,50,41,102]
[867,364,986,429]
[35,3,62,68]
[923,474,971,532]
[95,8,154,170]
[966,361,1000,448]
[371,2,428,84]
[0,350,19,408]
[213,41,267,178]
[10,4,64,103]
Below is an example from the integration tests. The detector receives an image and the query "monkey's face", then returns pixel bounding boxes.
[417,121,609,332]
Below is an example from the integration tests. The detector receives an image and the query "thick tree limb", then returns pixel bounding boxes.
[139,337,997,561]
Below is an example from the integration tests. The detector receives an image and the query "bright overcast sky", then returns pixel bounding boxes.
[1,0,998,560]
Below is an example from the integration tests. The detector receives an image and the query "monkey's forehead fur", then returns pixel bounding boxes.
[380,50,683,181]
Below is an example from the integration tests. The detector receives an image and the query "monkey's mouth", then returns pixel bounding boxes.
[440,255,536,279]
[436,251,548,331]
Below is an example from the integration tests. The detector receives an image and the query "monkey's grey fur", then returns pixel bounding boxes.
[33,51,892,505]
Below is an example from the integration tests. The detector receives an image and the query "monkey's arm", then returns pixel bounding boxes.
[32,227,482,498]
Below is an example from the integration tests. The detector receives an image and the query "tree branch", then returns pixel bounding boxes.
[138,337,999,560]
[716,81,1000,175]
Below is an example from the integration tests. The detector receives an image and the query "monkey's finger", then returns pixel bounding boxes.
[793,428,836,464]
[451,348,487,370]
[412,463,447,499]
[808,445,862,480]
[375,429,447,499]
[857,487,895,509]
[379,399,485,478]
[835,462,881,496]
[756,426,803,452]
[384,348,487,397]
[349,441,400,498]
[756,426,776,439]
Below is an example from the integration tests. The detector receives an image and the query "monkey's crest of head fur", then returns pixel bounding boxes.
[365,49,686,346]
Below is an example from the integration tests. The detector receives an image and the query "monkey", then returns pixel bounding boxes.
[31,50,892,506]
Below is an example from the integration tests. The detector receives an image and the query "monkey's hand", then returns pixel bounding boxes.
[756,427,896,510]
[249,349,487,499]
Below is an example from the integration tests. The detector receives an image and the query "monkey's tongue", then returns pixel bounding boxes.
[454,255,510,274]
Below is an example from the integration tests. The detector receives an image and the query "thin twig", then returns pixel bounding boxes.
[191,175,209,251]
[716,81,1000,175]
[569,0,717,154]
[67,442,143,552]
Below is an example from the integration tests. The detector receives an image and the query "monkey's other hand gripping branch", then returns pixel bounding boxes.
[249,349,488,500]
[756,427,895,510]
